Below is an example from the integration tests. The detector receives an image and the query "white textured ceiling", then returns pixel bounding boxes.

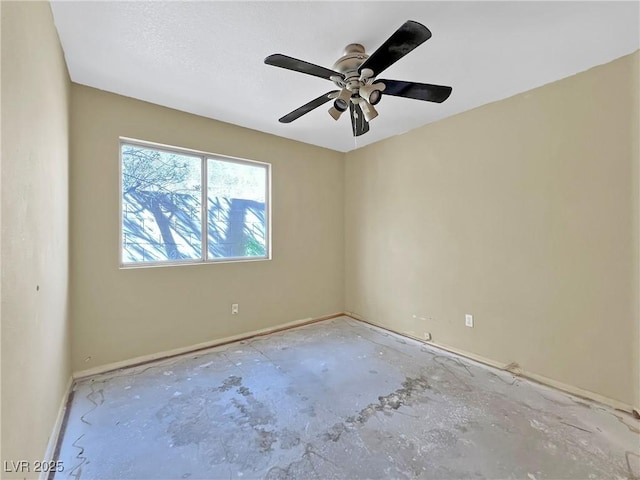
[50,1,639,152]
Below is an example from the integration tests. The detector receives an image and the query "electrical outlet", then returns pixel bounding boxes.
[465,314,473,327]
[232,304,239,315]
[424,332,432,341]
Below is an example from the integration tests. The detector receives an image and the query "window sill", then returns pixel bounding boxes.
[119,256,271,270]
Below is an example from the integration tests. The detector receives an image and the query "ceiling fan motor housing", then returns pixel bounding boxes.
[333,44,370,91]
[331,44,383,113]
[332,44,368,75]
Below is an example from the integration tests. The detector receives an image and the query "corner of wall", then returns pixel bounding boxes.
[631,50,640,414]
[1,0,73,471]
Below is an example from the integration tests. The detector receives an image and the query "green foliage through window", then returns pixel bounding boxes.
[121,142,269,265]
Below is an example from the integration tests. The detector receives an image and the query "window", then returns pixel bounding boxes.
[120,140,269,266]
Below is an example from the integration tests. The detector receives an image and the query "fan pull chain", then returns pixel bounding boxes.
[352,106,358,150]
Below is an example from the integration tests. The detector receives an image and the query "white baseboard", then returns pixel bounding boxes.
[345,311,636,414]
[73,313,343,380]
[40,376,73,479]
[71,310,636,414]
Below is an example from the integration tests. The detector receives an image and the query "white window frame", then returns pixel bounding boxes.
[119,138,271,268]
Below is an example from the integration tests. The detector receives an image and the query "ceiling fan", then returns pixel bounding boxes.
[264,20,453,137]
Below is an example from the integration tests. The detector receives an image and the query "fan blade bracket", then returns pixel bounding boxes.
[278,90,340,123]
[372,81,386,92]
[265,54,344,81]
[359,68,375,83]
[329,75,345,85]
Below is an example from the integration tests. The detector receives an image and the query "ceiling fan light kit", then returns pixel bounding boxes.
[359,82,384,106]
[264,20,453,137]
[333,88,352,112]
[328,105,344,121]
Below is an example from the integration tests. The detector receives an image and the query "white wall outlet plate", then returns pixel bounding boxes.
[232,303,239,315]
[465,314,474,327]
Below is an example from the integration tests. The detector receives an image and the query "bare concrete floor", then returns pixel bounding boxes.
[55,317,639,479]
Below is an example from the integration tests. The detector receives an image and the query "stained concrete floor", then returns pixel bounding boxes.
[55,317,639,480]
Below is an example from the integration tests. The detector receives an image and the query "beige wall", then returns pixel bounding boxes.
[345,52,640,409]
[632,53,640,413]
[70,85,344,371]
[1,1,71,472]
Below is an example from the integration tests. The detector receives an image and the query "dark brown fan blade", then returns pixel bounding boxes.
[279,91,339,123]
[265,54,344,81]
[378,80,452,103]
[358,21,432,77]
[349,102,370,137]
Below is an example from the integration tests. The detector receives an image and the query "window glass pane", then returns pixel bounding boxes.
[207,159,267,259]
[122,144,202,264]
